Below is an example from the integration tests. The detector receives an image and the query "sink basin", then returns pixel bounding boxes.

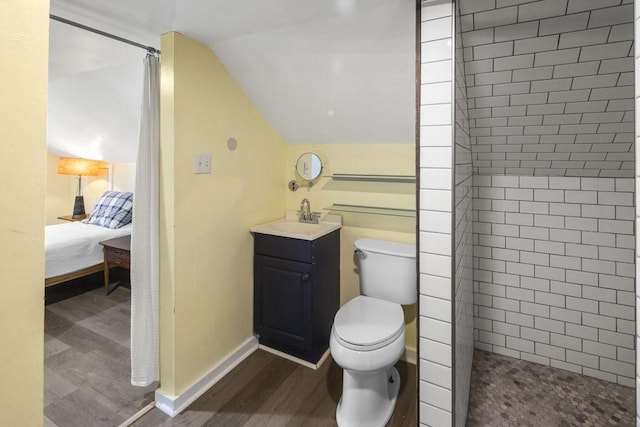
[271,222,322,234]
[250,211,342,241]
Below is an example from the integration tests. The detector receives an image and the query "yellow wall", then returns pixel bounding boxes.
[0,0,48,425]
[285,144,417,357]
[159,32,287,397]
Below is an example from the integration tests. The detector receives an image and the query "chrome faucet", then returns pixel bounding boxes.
[299,198,319,223]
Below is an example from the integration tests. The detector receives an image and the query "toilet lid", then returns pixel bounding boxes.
[333,296,404,350]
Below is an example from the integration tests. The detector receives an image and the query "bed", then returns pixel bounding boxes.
[45,191,134,287]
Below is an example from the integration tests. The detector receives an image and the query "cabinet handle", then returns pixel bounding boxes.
[115,259,122,265]
[115,250,123,255]
[302,273,310,281]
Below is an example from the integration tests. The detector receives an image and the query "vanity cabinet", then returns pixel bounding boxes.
[253,230,340,364]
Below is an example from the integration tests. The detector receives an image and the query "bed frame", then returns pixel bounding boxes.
[45,263,104,287]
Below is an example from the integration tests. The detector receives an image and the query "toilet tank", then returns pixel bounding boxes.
[354,238,417,305]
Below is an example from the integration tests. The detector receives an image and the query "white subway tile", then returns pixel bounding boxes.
[422,38,452,62]
[421,104,453,126]
[422,16,453,42]
[535,343,565,361]
[588,4,633,28]
[521,352,550,366]
[420,381,452,412]
[421,189,452,211]
[558,27,610,49]
[423,60,453,84]
[495,21,538,42]
[582,367,616,383]
[566,323,598,341]
[521,301,550,317]
[420,337,452,367]
[421,272,451,301]
[421,81,453,105]
[582,312,616,330]
[422,0,453,20]
[462,29,494,47]
[566,349,599,369]
[579,41,632,61]
[598,330,634,349]
[475,6,518,30]
[535,317,565,334]
[565,270,598,286]
[420,316,452,345]
[474,41,514,60]
[539,12,589,36]
[506,311,534,327]
[600,301,634,321]
[420,359,451,389]
[421,253,452,278]
[420,125,452,147]
[600,358,635,378]
[518,0,567,22]
[514,35,559,55]
[550,280,581,297]
[506,336,534,353]
[567,0,621,14]
[550,307,581,324]
[459,0,495,15]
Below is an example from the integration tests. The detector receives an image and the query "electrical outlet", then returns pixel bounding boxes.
[193,153,212,174]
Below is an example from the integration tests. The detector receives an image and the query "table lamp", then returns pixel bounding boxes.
[57,157,101,219]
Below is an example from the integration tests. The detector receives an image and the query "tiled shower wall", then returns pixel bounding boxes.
[460,0,636,389]
[634,1,639,424]
[473,176,635,386]
[419,0,455,426]
[453,3,474,427]
[461,0,634,177]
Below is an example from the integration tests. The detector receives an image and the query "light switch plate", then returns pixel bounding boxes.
[193,153,211,174]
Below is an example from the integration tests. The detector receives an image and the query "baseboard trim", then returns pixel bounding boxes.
[155,336,258,417]
[402,345,417,365]
[258,344,331,370]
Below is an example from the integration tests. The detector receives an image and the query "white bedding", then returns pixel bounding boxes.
[45,222,132,278]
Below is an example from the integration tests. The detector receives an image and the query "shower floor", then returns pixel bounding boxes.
[467,350,635,426]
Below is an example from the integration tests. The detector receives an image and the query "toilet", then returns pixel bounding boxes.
[330,238,416,427]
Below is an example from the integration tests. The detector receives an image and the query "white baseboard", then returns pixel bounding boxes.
[402,346,417,365]
[155,336,258,417]
[258,344,331,370]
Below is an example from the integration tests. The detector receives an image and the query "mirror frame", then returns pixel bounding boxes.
[295,152,323,182]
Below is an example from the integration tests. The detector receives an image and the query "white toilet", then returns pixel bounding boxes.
[330,238,416,427]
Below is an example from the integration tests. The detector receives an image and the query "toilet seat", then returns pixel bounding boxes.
[333,296,404,351]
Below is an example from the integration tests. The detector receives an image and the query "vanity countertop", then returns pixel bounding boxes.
[250,211,342,241]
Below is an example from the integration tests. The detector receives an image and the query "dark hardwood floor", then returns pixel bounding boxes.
[134,350,417,427]
[45,280,157,427]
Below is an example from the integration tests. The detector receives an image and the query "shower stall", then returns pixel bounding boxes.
[418,0,637,425]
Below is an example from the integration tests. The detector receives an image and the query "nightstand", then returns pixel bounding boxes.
[57,214,87,222]
[99,235,131,295]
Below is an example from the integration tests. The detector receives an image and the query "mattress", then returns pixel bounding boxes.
[45,222,132,278]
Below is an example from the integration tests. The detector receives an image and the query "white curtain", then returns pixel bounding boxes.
[130,53,160,386]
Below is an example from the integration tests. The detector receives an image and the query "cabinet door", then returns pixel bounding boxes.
[254,255,312,354]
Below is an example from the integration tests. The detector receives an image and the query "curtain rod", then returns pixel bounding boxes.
[50,14,160,55]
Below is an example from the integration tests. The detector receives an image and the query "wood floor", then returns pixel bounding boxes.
[134,351,417,427]
[45,280,157,427]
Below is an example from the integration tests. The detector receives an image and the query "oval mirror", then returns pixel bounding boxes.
[295,152,322,181]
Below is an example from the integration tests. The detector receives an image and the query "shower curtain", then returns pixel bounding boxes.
[130,52,160,386]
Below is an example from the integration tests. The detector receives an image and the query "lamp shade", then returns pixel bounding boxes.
[57,157,101,176]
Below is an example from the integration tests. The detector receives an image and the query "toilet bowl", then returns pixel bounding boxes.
[330,238,416,427]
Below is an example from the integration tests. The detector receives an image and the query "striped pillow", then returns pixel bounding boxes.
[84,191,134,229]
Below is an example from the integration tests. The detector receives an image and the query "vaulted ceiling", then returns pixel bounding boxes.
[48,0,416,163]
